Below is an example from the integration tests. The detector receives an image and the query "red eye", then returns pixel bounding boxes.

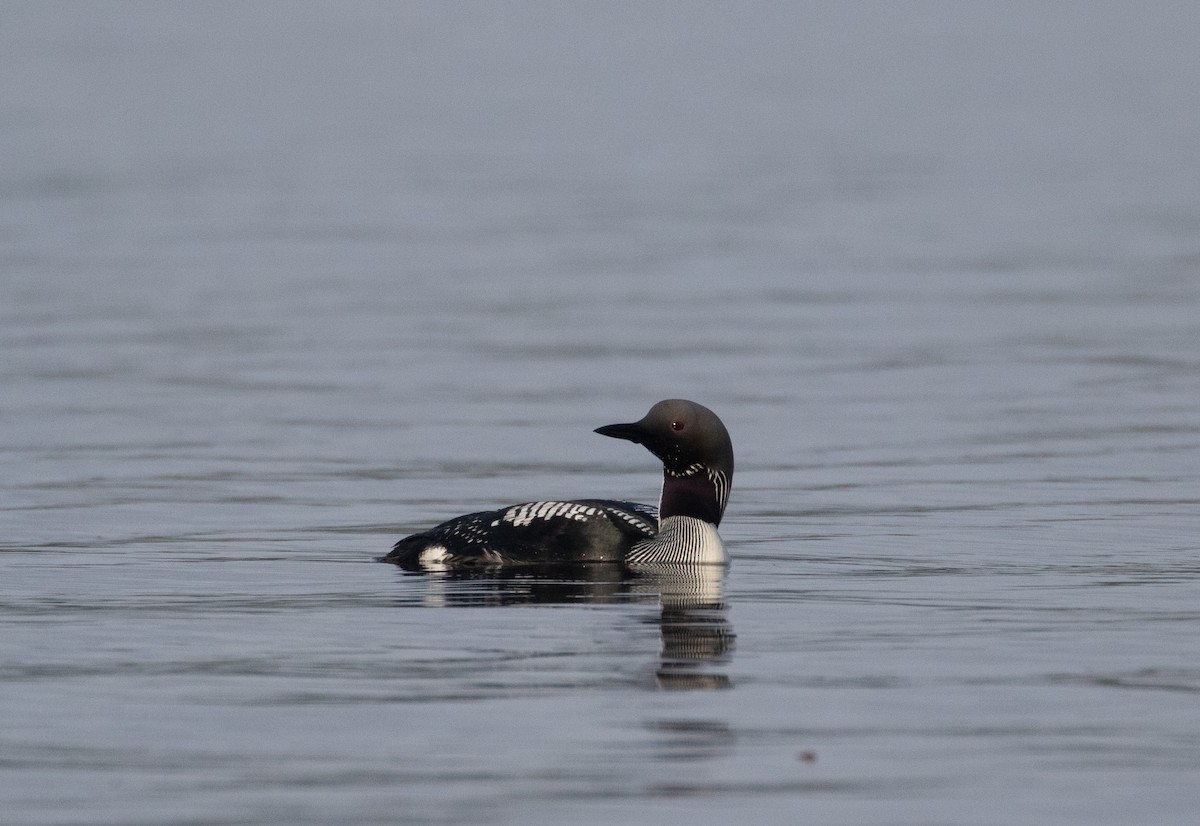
[671,421,685,431]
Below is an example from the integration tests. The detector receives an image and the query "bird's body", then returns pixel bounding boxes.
[387,499,658,568]
[382,400,733,569]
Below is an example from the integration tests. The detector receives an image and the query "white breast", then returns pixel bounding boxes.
[627,516,728,565]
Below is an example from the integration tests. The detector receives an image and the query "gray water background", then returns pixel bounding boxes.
[3,2,1200,824]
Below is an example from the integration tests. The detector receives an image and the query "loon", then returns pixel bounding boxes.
[381,399,733,569]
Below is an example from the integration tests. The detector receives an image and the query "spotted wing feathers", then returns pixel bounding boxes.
[383,499,658,568]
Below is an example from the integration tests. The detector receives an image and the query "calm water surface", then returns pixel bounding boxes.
[3,3,1200,824]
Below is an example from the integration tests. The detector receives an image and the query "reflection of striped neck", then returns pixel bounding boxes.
[659,465,730,526]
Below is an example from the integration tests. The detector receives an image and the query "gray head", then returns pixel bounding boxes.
[595,399,734,525]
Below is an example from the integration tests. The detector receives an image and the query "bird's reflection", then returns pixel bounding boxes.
[393,563,734,689]
[629,564,735,690]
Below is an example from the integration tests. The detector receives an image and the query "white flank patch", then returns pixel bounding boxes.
[418,544,451,566]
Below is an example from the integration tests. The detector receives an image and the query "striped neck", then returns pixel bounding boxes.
[659,465,730,526]
[629,516,728,565]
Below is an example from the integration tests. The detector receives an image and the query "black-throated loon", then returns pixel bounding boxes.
[381,399,733,569]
